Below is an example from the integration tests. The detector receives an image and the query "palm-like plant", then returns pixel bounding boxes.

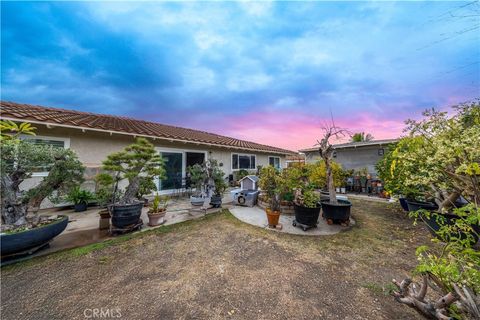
[351,132,374,142]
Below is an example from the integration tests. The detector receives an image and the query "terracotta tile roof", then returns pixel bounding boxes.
[299,138,399,153]
[0,101,294,154]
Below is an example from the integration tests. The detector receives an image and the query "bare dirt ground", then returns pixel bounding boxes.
[1,199,429,320]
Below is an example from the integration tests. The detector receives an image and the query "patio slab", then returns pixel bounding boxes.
[230,205,355,236]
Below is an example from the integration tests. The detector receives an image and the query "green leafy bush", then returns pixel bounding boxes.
[65,186,95,205]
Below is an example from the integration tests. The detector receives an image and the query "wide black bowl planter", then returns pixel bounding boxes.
[293,204,321,230]
[1,215,69,256]
[210,195,222,208]
[420,212,480,244]
[399,198,410,212]
[74,202,88,212]
[406,200,439,212]
[109,202,143,229]
[321,199,352,224]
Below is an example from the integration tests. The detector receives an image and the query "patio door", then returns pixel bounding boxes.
[159,152,183,191]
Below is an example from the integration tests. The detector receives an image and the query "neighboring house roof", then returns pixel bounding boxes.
[0,101,294,155]
[299,139,399,153]
[286,154,305,162]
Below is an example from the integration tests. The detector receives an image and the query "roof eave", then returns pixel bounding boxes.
[1,116,292,155]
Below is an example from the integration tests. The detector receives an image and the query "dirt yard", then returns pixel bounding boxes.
[1,199,429,320]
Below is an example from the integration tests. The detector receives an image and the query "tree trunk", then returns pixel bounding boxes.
[1,171,29,225]
[122,176,140,204]
[326,157,337,204]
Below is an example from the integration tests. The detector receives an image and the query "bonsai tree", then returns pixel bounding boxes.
[101,138,165,205]
[393,102,479,210]
[1,120,85,227]
[391,101,480,319]
[316,124,350,204]
[188,163,208,197]
[212,163,227,197]
[258,166,282,212]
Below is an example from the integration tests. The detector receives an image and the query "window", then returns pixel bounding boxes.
[21,135,70,176]
[268,156,281,169]
[378,148,384,156]
[232,153,256,170]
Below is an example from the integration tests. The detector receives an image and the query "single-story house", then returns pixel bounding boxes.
[1,101,293,204]
[299,139,398,177]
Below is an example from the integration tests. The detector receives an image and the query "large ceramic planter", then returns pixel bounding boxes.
[266,209,280,227]
[406,200,438,212]
[109,202,143,229]
[147,211,166,227]
[420,212,479,244]
[293,204,321,230]
[74,202,88,212]
[1,215,69,256]
[190,196,205,206]
[210,195,222,208]
[321,199,352,225]
[398,198,410,212]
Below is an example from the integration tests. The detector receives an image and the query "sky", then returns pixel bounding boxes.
[1,1,479,151]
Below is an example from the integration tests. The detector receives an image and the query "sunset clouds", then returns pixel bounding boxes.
[2,1,478,150]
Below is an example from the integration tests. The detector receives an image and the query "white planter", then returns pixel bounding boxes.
[340,187,346,194]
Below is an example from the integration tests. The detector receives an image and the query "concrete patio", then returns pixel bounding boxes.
[230,206,355,236]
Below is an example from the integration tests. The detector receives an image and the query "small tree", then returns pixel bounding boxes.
[101,138,165,204]
[1,121,85,226]
[258,166,283,212]
[351,132,374,142]
[316,124,350,204]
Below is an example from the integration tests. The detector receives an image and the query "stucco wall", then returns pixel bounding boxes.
[304,145,386,177]
[19,124,286,207]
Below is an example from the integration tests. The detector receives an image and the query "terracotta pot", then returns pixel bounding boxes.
[266,209,280,227]
[98,209,111,230]
[147,211,166,227]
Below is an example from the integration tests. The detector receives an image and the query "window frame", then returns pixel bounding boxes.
[231,152,257,171]
[268,156,281,169]
[20,135,71,177]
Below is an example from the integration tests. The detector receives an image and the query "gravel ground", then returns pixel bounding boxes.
[1,199,428,320]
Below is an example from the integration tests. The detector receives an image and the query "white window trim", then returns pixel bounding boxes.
[155,147,208,194]
[20,135,71,177]
[231,152,256,171]
[268,156,281,169]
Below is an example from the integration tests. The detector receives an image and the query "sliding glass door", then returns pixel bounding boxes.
[159,152,183,191]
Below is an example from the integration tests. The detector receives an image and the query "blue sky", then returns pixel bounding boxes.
[1,1,479,150]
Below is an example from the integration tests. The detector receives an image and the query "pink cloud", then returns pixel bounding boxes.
[218,110,406,151]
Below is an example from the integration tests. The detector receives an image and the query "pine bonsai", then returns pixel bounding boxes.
[101,138,165,205]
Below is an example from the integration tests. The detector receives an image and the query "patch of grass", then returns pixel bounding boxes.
[98,255,113,265]
[362,282,397,296]
[3,209,231,271]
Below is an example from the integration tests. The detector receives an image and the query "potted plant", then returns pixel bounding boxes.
[259,166,282,227]
[210,161,227,208]
[147,194,168,226]
[102,138,165,230]
[293,188,321,231]
[316,124,352,225]
[188,163,207,206]
[0,120,85,256]
[65,186,95,212]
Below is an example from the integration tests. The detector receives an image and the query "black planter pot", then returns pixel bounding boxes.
[1,215,69,256]
[398,198,410,212]
[109,202,143,228]
[74,202,88,212]
[321,199,352,224]
[406,200,439,212]
[420,212,480,244]
[210,195,222,208]
[293,204,321,228]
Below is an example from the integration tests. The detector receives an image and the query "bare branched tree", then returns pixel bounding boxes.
[316,123,350,204]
